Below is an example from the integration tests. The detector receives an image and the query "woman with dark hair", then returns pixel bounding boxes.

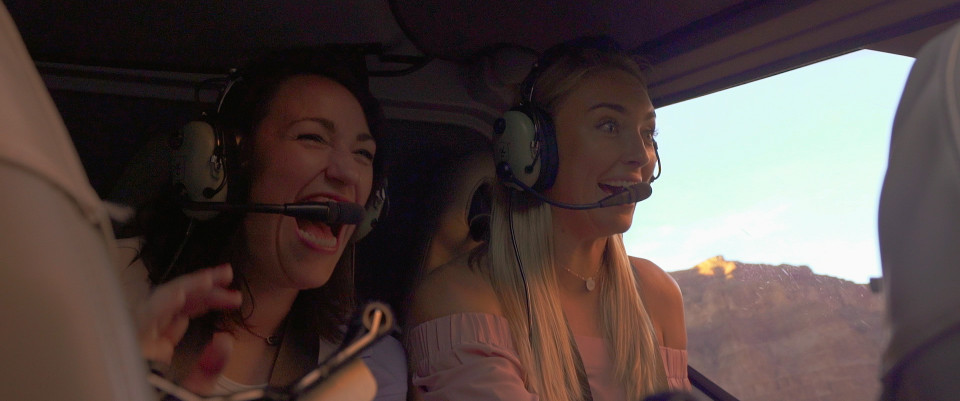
[117,46,405,399]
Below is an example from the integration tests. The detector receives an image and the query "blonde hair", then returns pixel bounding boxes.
[476,43,668,400]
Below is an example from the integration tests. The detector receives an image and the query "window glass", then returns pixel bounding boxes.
[624,50,915,400]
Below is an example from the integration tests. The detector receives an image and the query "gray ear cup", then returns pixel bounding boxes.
[170,119,227,220]
[171,75,241,220]
[493,104,558,191]
[352,181,387,241]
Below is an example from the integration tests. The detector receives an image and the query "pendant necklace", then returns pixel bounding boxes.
[241,324,283,346]
[563,266,600,291]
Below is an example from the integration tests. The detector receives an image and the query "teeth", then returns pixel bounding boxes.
[600,181,639,189]
[298,227,336,248]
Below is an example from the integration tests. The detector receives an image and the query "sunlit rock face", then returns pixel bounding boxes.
[695,255,737,278]
[671,256,885,401]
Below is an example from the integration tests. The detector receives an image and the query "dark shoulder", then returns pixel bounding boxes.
[629,256,687,349]
[408,254,503,327]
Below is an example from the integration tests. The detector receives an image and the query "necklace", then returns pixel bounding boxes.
[563,266,599,291]
[240,324,282,346]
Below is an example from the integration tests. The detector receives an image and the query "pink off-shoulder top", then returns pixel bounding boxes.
[408,313,690,401]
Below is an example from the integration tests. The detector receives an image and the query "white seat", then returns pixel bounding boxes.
[0,3,152,400]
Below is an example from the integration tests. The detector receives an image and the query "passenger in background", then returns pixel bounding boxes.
[355,136,494,331]
[356,144,495,401]
[116,46,406,400]
[408,37,689,401]
[420,149,496,273]
[878,22,960,400]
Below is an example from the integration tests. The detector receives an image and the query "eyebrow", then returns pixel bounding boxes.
[588,102,626,113]
[587,104,657,120]
[296,117,335,132]
[291,118,375,142]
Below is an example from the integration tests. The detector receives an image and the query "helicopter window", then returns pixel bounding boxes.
[625,49,915,401]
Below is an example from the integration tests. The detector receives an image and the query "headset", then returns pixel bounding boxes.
[492,37,661,209]
[169,72,386,241]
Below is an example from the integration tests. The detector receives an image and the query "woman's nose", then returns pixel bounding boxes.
[624,130,652,168]
[324,147,361,185]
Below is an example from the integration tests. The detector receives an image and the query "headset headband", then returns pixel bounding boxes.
[520,36,626,106]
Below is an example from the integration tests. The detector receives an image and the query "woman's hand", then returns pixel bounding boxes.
[138,264,242,392]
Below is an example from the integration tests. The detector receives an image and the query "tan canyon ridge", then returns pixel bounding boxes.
[670,256,885,400]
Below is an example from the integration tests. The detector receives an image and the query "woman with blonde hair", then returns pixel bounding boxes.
[409,37,689,400]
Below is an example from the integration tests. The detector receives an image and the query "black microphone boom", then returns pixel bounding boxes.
[497,163,652,210]
[181,201,366,225]
[278,202,366,224]
[535,181,651,210]
[596,183,652,207]
[515,178,651,210]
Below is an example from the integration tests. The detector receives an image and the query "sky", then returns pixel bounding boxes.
[623,49,916,284]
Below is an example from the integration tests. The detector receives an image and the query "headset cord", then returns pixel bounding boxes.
[650,139,662,183]
[524,141,542,175]
[508,191,534,342]
[161,218,195,283]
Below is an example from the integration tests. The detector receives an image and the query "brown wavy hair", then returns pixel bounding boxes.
[133,45,386,343]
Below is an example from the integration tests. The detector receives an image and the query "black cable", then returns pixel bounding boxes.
[508,191,534,341]
[160,218,195,282]
[650,139,662,183]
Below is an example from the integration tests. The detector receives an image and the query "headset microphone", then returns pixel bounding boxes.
[496,163,651,210]
[595,182,653,207]
[180,201,366,225]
